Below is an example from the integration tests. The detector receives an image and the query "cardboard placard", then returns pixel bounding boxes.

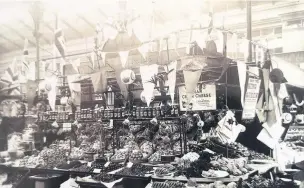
[179,84,216,111]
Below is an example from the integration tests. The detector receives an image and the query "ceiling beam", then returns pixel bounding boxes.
[61,19,83,37]
[18,20,51,44]
[2,24,36,47]
[0,34,22,49]
[76,14,96,30]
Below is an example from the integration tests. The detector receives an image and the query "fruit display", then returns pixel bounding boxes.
[18,155,45,167]
[148,150,174,162]
[70,147,84,159]
[181,152,200,162]
[92,173,116,182]
[154,164,176,177]
[71,164,92,172]
[140,141,153,158]
[129,150,144,162]
[111,149,128,161]
[39,145,67,168]
[240,175,299,188]
[115,164,153,177]
[210,157,253,176]
[152,181,185,188]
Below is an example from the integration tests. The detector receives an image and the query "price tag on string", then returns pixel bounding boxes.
[93,169,101,173]
[126,162,133,168]
[43,136,46,143]
[104,161,110,167]
[87,162,92,167]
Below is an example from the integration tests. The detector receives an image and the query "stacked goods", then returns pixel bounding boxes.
[152,181,185,188]
[115,164,153,177]
[154,164,176,177]
[92,174,116,182]
[240,175,299,188]
[56,161,82,169]
[71,164,92,172]
[129,150,144,162]
[39,145,67,168]
[209,157,253,176]
[174,151,213,177]
[149,150,174,162]
[18,155,45,167]
[111,149,128,161]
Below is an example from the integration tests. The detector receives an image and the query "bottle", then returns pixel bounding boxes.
[132,106,137,117]
[114,108,117,119]
[121,107,125,118]
[174,105,179,116]
[171,105,175,116]
[143,107,148,117]
[156,107,161,117]
[136,107,140,118]
[152,107,156,117]
[147,107,152,118]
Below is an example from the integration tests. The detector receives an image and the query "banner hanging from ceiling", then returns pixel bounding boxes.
[178,84,216,111]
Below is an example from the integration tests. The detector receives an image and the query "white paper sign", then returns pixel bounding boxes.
[87,162,92,167]
[104,162,110,167]
[242,78,261,119]
[179,84,216,111]
[93,169,102,173]
[127,162,133,168]
[63,123,72,131]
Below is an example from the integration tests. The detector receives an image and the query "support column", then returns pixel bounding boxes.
[247,0,252,63]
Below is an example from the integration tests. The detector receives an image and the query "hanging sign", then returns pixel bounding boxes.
[242,78,261,119]
[178,84,216,111]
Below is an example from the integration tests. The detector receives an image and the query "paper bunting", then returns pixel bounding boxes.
[90,70,107,93]
[67,75,81,105]
[1,58,18,85]
[119,51,129,68]
[99,52,106,67]
[26,80,38,109]
[262,68,270,110]
[72,59,80,73]
[216,30,224,54]
[138,44,149,60]
[90,52,95,68]
[183,69,202,107]
[237,62,247,107]
[165,61,177,104]
[140,64,158,107]
[45,76,57,111]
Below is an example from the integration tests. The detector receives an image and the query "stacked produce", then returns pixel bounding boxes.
[90,162,123,173]
[240,175,299,188]
[152,181,185,188]
[209,157,253,176]
[111,149,128,161]
[174,151,213,177]
[148,150,174,162]
[71,164,92,172]
[39,145,67,168]
[18,155,45,167]
[115,164,153,177]
[92,174,116,182]
[154,164,176,177]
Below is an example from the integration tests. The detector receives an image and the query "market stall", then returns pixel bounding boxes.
[0,1,303,188]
